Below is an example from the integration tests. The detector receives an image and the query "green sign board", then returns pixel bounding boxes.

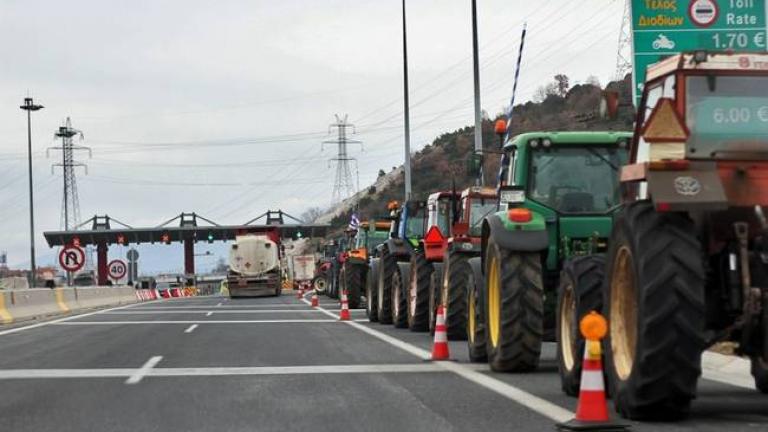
[631,0,767,104]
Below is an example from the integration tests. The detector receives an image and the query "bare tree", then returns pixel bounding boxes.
[554,74,570,97]
[300,207,325,223]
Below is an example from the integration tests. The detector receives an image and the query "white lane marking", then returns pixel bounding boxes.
[216,302,222,307]
[0,364,446,380]
[184,324,198,334]
[206,312,213,317]
[305,298,574,423]
[125,356,163,385]
[54,320,340,325]
[128,305,337,310]
[0,301,147,337]
[103,310,327,314]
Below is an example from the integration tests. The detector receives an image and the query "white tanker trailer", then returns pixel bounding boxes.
[227,234,282,298]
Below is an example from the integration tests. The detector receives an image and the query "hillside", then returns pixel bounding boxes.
[322,75,635,229]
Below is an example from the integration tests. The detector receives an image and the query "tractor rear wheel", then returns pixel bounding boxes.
[484,237,543,372]
[366,259,380,322]
[407,252,432,332]
[604,200,705,420]
[344,262,365,309]
[442,250,470,340]
[377,247,397,325]
[752,292,768,393]
[466,257,487,363]
[556,255,605,396]
[429,263,444,335]
[391,262,410,328]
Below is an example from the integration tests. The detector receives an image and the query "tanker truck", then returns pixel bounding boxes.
[227,234,282,298]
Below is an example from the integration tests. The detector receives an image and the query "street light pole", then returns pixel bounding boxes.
[20,97,43,288]
[402,0,412,202]
[471,0,483,186]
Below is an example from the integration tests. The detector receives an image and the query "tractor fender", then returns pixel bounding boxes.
[481,214,548,270]
[385,238,413,258]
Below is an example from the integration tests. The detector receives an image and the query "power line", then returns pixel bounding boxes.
[49,118,90,231]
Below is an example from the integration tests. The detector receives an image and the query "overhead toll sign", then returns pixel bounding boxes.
[631,0,767,104]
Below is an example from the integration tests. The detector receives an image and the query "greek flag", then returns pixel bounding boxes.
[348,213,360,230]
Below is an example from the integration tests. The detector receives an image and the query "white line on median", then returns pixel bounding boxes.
[54,320,340,325]
[103,310,327,314]
[125,356,163,385]
[302,297,574,423]
[184,324,198,334]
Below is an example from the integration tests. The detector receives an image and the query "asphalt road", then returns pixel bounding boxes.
[0,293,766,432]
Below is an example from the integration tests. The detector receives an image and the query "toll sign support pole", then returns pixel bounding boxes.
[184,238,195,275]
[97,241,108,286]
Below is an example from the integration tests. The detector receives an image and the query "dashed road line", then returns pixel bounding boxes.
[125,356,163,385]
[184,324,198,334]
[206,311,213,317]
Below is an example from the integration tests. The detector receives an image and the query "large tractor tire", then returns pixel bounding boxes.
[751,292,768,393]
[377,247,397,325]
[328,261,340,300]
[484,236,544,372]
[366,259,380,322]
[391,262,411,329]
[556,255,605,397]
[429,263,444,335]
[407,252,432,332]
[313,275,328,294]
[441,250,471,340]
[603,200,706,420]
[466,257,487,363]
[343,262,366,309]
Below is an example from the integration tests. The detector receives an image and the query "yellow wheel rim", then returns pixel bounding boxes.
[468,286,476,343]
[559,280,575,372]
[488,255,501,348]
[610,246,637,381]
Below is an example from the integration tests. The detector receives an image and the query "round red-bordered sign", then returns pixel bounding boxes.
[107,259,127,280]
[59,246,86,272]
[689,0,719,28]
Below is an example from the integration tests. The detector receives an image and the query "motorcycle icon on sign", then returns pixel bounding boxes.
[652,34,676,50]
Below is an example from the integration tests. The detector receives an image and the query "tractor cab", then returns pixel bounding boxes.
[348,220,391,263]
[423,191,458,261]
[495,132,631,270]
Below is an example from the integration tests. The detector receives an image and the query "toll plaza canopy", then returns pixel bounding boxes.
[42,211,330,285]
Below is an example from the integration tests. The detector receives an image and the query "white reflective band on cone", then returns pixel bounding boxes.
[434,332,447,343]
[580,370,605,391]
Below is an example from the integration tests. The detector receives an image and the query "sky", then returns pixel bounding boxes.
[0,0,626,274]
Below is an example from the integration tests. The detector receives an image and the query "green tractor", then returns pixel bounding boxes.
[369,200,427,327]
[475,131,630,374]
[340,220,391,309]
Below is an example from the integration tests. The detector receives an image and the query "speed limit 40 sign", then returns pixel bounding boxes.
[107,259,127,280]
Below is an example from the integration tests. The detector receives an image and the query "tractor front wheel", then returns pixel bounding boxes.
[428,263,444,335]
[466,257,487,363]
[377,248,397,325]
[343,262,365,309]
[484,237,543,372]
[407,252,432,332]
[391,262,410,328]
[442,250,470,340]
[603,200,705,420]
[366,259,380,322]
[556,255,605,396]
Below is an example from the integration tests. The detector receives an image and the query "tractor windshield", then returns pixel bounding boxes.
[686,75,768,158]
[427,198,453,236]
[528,146,626,214]
[366,230,389,252]
[467,199,498,237]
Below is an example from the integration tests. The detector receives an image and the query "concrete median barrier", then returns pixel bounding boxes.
[0,286,141,325]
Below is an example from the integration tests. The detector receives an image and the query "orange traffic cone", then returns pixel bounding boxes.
[339,290,351,321]
[430,305,450,360]
[311,290,319,307]
[557,312,628,431]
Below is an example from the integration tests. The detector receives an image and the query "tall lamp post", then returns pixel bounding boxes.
[20,97,43,288]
